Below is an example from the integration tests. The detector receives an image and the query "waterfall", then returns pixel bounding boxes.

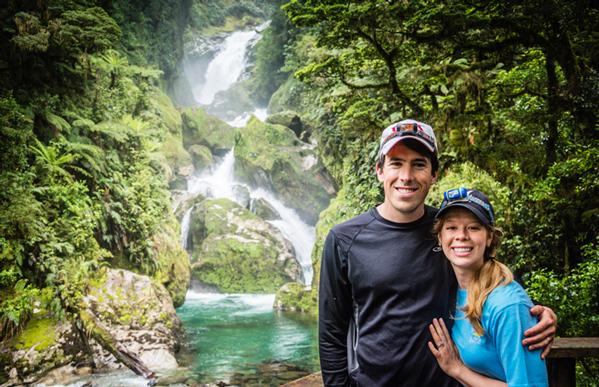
[180,207,193,250]
[187,150,236,199]
[182,150,315,285]
[193,24,267,106]
[227,107,268,128]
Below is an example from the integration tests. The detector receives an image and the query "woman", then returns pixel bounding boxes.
[428,188,548,386]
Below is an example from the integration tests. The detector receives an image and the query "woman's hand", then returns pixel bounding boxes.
[428,317,465,379]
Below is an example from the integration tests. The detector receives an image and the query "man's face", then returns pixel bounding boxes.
[376,143,436,223]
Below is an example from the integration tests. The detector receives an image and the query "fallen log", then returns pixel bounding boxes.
[79,309,156,380]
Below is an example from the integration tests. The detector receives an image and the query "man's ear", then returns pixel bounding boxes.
[376,162,384,182]
[431,171,438,184]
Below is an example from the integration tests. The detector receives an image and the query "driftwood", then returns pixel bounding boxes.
[79,309,156,380]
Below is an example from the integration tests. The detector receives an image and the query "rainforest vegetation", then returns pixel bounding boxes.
[0,0,597,383]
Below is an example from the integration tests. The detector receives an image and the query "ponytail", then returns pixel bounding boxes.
[463,259,513,336]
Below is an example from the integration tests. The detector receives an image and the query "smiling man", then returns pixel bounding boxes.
[318,119,556,387]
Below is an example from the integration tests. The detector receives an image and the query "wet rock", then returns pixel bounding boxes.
[181,107,235,156]
[250,197,280,220]
[232,184,251,208]
[189,198,301,293]
[266,111,312,142]
[234,118,332,224]
[189,144,214,170]
[2,316,85,385]
[152,219,192,307]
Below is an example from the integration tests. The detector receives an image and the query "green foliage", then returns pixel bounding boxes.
[3,5,122,91]
[53,7,121,55]
[275,282,317,316]
[526,243,599,338]
[0,1,191,349]
[0,93,34,172]
[428,162,511,229]
[247,3,293,105]
[281,5,599,373]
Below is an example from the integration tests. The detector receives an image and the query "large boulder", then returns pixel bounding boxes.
[181,107,235,156]
[2,316,84,385]
[189,198,302,293]
[234,117,331,224]
[266,110,312,142]
[2,269,183,385]
[81,268,183,371]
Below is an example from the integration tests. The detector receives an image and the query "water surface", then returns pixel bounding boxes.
[176,292,319,385]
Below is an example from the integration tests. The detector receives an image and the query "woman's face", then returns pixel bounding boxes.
[438,208,492,273]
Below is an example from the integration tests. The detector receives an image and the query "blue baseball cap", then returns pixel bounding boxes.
[436,187,495,225]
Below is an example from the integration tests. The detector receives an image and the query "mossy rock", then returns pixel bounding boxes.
[12,317,57,352]
[204,80,255,122]
[266,110,311,142]
[274,282,317,316]
[169,174,188,191]
[161,132,192,176]
[153,217,191,307]
[181,107,235,154]
[5,314,83,385]
[188,143,214,170]
[193,236,291,293]
[189,198,301,293]
[234,117,330,224]
[82,268,182,371]
[150,89,183,134]
[250,197,280,220]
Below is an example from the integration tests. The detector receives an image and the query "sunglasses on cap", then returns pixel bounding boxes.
[381,122,436,151]
[440,187,495,225]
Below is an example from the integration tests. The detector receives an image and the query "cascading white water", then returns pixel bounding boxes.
[187,150,236,199]
[227,107,269,128]
[183,150,315,285]
[194,29,261,105]
[180,207,193,249]
[251,188,315,285]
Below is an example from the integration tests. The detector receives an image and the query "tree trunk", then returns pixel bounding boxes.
[79,309,156,380]
[544,51,559,167]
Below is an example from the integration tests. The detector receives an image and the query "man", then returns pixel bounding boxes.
[318,119,556,386]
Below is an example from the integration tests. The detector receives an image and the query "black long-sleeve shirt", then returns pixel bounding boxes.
[319,206,460,386]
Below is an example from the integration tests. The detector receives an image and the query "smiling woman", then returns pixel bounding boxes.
[429,188,548,387]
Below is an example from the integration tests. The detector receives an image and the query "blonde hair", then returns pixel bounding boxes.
[433,217,513,336]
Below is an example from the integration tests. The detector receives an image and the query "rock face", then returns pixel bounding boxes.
[152,220,191,308]
[2,317,83,385]
[82,268,183,372]
[266,110,312,142]
[234,117,332,224]
[182,107,235,157]
[2,268,183,386]
[189,198,302,292]
[250,197,280,220]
